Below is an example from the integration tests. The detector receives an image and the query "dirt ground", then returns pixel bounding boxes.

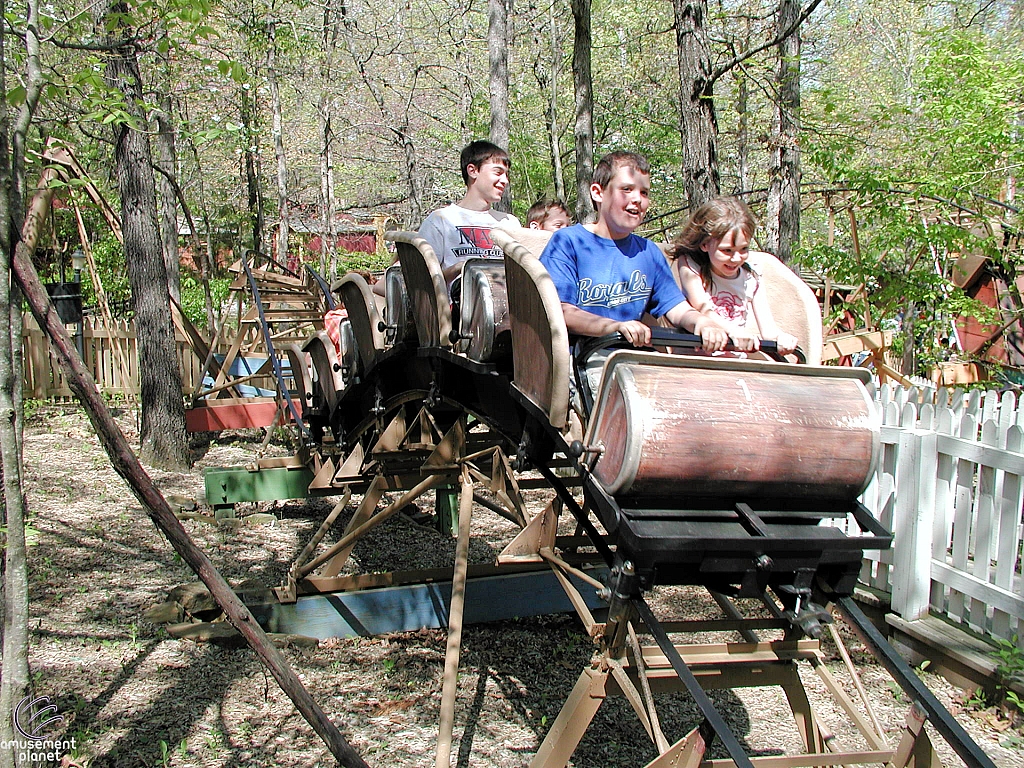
[14,403,1024,767]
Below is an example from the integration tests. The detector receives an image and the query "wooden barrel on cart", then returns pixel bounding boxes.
[585,351,879,502]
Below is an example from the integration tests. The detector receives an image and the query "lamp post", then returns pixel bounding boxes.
[71,248,86,359]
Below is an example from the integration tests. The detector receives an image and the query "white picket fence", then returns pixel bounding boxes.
[859,384,1024,647]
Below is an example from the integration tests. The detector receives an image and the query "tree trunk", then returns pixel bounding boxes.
[104,4,190,470]
[0,227,30,768]
[489,0,512,213]
[571,0,595,223]
[673,0,720,210]
[735,71,750,194]
[183,133,216,336]
[765,0,801,263]
[319,99,337,276]
[240,88,266,260]
[268,21,290,266]
[154,91,181,303]
[341,23,422,225]
[544,1,565,200]
[456,4,474,136]
[0,2,32,761]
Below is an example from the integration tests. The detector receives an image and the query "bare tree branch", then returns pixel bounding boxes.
[709,0,823,86]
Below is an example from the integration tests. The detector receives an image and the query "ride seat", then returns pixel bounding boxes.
[658,246,823,365]
[457,258,512,363]
[382,264,416,347]
[334,273,385,372]
[283,342,314,417]
[386,231,452,349]
[497,227,553,259]
[491,228,570,431]
[302,331,345,416]
[750,252,823,365]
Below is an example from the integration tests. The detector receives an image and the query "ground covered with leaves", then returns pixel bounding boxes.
[17,404,1024,767]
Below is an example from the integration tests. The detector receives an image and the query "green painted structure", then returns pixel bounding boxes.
[204,465,316,513]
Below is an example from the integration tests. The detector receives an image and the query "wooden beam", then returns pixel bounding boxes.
[204,464,316,508]
[820,330,893,361]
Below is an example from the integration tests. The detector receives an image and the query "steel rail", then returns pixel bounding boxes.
[835,597,997,768]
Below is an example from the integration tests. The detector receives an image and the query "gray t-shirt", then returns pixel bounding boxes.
[417,204,521,277]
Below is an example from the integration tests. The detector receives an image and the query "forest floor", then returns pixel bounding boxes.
[16,403,1024,768]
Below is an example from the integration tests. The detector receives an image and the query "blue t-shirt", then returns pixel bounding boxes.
[539,224,685,322]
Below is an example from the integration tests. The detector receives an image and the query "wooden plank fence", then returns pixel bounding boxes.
[21,313,204,400]
[861,383,1024,648]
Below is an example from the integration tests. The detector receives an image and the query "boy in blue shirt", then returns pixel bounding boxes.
[540,151,730,351]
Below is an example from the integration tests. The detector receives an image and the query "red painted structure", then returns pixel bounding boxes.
[952,251,1024,370]
[185,398,302,432]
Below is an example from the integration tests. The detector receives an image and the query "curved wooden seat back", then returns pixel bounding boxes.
[751,252,822,364]
[386,231,451,349]
[491,228,569,430]
[658,245,823,364]
[302,331,344,414]
[335,273,384,371]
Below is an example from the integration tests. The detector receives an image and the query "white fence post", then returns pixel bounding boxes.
[891,427,938,621]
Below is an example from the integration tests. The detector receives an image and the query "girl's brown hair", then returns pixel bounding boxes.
[670,197,758,291]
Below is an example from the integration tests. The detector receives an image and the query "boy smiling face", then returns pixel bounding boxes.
[465,159,510,208]
[590,164,651,241]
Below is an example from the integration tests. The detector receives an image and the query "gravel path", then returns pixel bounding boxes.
[18,404,1024,767]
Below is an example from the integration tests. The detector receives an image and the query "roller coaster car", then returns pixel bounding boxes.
[309,229,889,619]
[581,351,887,608]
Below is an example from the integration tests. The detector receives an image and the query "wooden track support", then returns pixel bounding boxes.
[529,628,946,768]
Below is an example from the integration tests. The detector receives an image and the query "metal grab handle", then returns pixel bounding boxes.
[574,328,806,366]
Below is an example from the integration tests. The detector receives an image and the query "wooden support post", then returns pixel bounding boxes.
[301,474,445,578]
[529,666,608,768]
[71,199,135,395]
[890,703,929,768]
[292,489,352,571]
[10,180,370,768]
[644,726,707,768]
[892,428,938,621]
[436,466,474,768]
[320,474,386,577]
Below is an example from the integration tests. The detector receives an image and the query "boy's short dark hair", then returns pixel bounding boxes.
[527,197,570,225]
[592,151,651,190]
[460,140,511,184]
